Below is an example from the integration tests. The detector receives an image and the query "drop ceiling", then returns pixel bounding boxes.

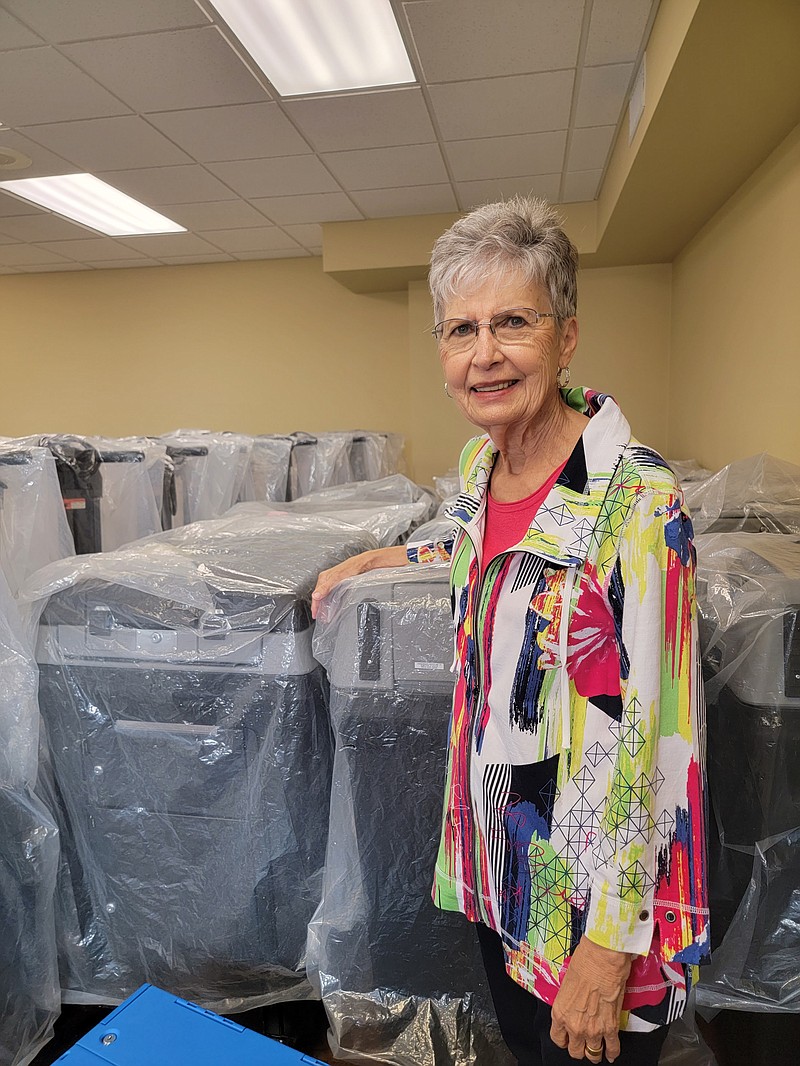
[0,0,658,275]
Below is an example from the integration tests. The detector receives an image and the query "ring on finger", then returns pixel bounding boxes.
[585,1044,603,1057]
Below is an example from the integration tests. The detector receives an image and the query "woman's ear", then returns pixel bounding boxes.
[560,317,579,364]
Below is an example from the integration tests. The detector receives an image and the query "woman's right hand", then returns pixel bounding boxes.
[311,545,409,618]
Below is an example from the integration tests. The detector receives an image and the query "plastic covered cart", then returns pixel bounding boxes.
[694,533,800,1060]
[308,565,511,1066]
[25,508,376,1012]
[0,568,60,1066]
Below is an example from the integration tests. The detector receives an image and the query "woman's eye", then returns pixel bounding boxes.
[505,314,528,329]
[450,321,474,337]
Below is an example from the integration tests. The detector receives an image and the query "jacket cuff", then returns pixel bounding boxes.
[406,540,451,565]
[584,885,655,956]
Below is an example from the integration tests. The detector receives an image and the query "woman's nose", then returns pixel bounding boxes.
[471,324,502,365]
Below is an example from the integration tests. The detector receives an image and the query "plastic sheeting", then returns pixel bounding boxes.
[0,443,74,598]
[158,430,253,526]
[308,565,513,1066]
[22,509,378,1012]
[238,476,435,547]
[287,433,351,499]
[0,568,60,1066]
[346,432,405,483]
[240,435,293,503]
[695,533,800,1014]
[686,453,800,534]
[432,470,460,502]
[668,459,715,485]
[88,438,166,550]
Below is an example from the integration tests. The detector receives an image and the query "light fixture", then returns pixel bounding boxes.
[207,0,415,96]
[0,174,187,236]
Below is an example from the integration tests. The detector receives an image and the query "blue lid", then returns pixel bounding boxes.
[54,985,326,1066]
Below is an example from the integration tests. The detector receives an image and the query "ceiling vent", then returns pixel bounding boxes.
[0,148,32,171]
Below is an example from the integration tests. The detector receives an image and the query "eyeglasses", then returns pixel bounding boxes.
[432,307,558,355]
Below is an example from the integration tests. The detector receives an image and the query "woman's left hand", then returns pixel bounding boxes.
[549,936,632,1062]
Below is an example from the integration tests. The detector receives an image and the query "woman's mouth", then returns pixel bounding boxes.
[472,380,519,393]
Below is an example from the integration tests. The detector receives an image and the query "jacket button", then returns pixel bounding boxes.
[639,909,650,921]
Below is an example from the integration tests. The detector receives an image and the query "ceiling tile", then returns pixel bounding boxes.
[0,243,73,266]
[61,28,268,113]
[561,170,603,202]
[285,88,436,152]
[585,0,654,67]
[567,125,616,172]
[20,261,92,272]
[120,233,225,257]
[0,213,98,242]
[248,192,362,225]
[0,231,21,245]
[169,200,269,230]
[19,116,193,171]
[234,249,310,261]
[158,253,236,265]
[0,47,131,126]
[0,10,44,49]
[406,0,584,82]
[429,71,575,140]
[198,227,302,254]
[575,64,634,127]
[445,130,567,182]
[0,129,80,177]
[36,238,147,261]
[456,173,561,210]
[0,190,48,217]
[322,144,447,191]
[282,223,323,248]
[146,103,310,163]
[207,157,340,199]
[351,184,458,218]
[83,259,161,269]
[0,0,208,41]
[98,165,236,206]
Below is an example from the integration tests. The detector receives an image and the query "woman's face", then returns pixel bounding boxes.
[438,275,578,435]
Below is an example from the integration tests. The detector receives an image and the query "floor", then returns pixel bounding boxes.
[30,999,343,1065]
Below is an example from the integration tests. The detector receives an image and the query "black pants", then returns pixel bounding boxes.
[476,924,670,1066]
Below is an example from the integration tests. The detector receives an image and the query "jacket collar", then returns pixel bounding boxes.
[445,388,633,567]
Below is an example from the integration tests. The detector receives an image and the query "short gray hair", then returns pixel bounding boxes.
[429,196,578,324]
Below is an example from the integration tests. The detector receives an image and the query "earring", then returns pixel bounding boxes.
[556,366,571,388]
[443,382,451,397]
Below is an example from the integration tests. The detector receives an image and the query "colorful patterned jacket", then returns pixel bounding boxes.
[408,388,710,1031]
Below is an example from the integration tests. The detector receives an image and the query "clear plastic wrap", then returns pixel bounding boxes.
[659,993,718,1066]
[86,437,166,551]
[432,470,460,502]
[21,509,378,1012]
[287,433,351,499]
[158,430,253,526]
[308,565,513,1066]
[694,532,800,1016]
[0,568,60,1066]
[0,443,75,598]
[237,475,436,547]
[686,453,800,534]
[667,459,715,485]
[240,435,293,503]
[346,432,405,482]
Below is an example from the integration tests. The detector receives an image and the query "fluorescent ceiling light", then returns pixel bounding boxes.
[208,0,415,96]
[0,174,186,236]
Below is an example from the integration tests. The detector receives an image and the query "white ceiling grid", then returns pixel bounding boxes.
[0,0,658,274]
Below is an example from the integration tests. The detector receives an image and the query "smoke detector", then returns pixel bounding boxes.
[0,147,32,171]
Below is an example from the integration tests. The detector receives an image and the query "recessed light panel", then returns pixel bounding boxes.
[208,0,415,96]
[0,174,187,236]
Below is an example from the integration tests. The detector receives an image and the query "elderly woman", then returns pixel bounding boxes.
[312,197,709,1066]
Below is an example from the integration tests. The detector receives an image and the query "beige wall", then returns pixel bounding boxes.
[0,256,408,440]
[1,254,672,486]
[669,122,800,470]
[408,265,673,486]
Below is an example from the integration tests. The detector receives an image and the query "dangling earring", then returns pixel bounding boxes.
[556,366,571,388]
[443,382,452,398]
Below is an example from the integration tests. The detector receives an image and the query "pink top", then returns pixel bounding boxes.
[482,461,567,573]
